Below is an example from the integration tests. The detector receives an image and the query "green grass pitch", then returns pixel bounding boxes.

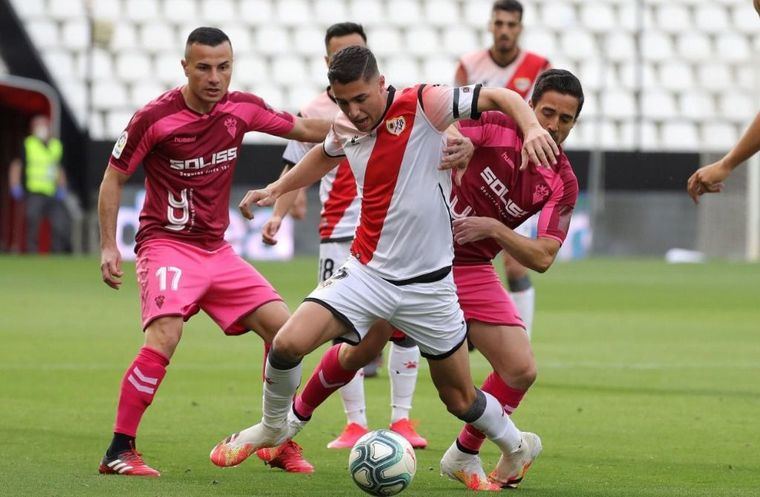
[1,256,758,496]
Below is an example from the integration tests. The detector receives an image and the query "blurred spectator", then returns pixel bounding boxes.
[8,115,71,253]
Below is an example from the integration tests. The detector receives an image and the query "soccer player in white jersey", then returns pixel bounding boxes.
[456,0,551,338]
[259,22,428,452]
[208,46,559,478]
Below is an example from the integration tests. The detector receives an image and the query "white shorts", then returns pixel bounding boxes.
[305,257,467,358]
[318,241,352,283]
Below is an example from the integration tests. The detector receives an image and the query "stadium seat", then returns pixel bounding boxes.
[115,52,152,83]
[701,122,738,151]
[276,0,313,26]
[422,0,459,27]
[106,110,136,139]
[560,29,598,63]
[130,81,166,107]
[239,0,275,25]
[462,0,492,29]
[600,120,624,150]
[561,120,592,150]
[385,56,421,87]
[717,93,756,123]
[696,62,733,92]
[576,61,613,93]
[405,27,440,57]
[288,84,328,113]
[154,52,186,86]
[640,31,674,62]
[110,22,138,51]
[366,27,402,56]
[579,3,616,34]
[603,32,636,63]
[654,4,691,34]
[694,4,730,35]
[9,0,47,19]
[43,50,76,82]
[199,0,238,23]
[233,55,269,85]
[600,90,636,120]
[348,0,387,27]
[679,90,716,122]
[313,0,349,24]
[93,80,129,110]
[658,61,693,92]
[161,0,199,24]
[539,1,577,30]
[642,90,677,121]
[676,32,713,62]
[732,2,760,34]
[91,48,116,82]
[88,113,106,140]
[221,24,253,55]
[125,0,160,22]
[47,0,86,20]
[735,65,757,92]
[272,56,308,86]
[522,29,557,58]
[291,26,324,57]
[255,26,291,55]
[715,33,751,63]
[421,55,457,86]
[386,0,422,27]
[141,22,177,51]
[308,58,329,87]
[639,120,660,150]
[579,91,599,119]
[250,83,286,110]
[617,2,653,33]
[25,19,60,49]
[660,121,699,151]
[442,27,479,56]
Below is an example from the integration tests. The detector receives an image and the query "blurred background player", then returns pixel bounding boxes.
[96,27,328,477]
[455,0,550,338]
[259,22,428,451]
[8,115,71,253]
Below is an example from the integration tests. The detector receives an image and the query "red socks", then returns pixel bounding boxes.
[293,344,358,419]
[456,372,527,453]
[113,347,169,437]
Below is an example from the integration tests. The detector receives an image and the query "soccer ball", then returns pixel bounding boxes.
[348,429,416,496]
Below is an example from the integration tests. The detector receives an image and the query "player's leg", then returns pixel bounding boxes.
[24,193,44,253]
[502,252,535,337]
[387,333,427,448]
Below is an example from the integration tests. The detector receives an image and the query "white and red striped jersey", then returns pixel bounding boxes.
[456,49,550,100]
[323,84,482,281]
[282,89,360,242]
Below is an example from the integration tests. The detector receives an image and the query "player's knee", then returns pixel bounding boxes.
[438,387,477,418]
[271,333,307,363]
[145,318,183,356]
[339,343,373,370]
[509,361,537,390]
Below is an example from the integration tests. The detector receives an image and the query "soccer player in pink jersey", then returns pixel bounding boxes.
[208,46,559,481]
[259,22,429,453]
[96,27,329,477]
[456,0,552,339]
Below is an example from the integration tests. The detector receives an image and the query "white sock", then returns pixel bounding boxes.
[389,342,420,422]
[469,391,522,454]
[511,287,535,338]
[262,359,302,429]
[339,370,368,427]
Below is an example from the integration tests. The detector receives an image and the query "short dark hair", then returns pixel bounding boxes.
[531,69,585,118]
[327,46,379,85]
[185,27,231,51]
[325,22,367,48]
[492,0,523,20]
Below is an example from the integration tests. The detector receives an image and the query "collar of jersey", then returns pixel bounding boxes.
[367,85,396,132]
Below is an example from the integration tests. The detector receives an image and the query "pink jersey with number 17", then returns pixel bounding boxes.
[108,87,295,252]
[452,111,578,265]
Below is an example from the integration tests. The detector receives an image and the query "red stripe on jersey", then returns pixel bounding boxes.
[319,159,357,239]
[351,88,419,264]
[506,52,550,99]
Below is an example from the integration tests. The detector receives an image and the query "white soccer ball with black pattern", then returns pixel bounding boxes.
[348,429,417,496]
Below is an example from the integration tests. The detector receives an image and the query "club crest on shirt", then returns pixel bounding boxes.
[224,117,237,138]
[154,295,165,309]
[385,116,406,136]
[533,184,550,204]
[514,77,532,93]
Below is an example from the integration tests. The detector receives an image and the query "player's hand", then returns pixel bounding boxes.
[239,188,276,220]
[521,125,559,170]
[289,188,308,220]
[100,245,123,290]
[440,135,473,185]
[262,216,282,245]
[453,217,498,245]
[687,160,730,204]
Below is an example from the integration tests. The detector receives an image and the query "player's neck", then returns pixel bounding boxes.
[181,86,218,114]
[489,46,520,67]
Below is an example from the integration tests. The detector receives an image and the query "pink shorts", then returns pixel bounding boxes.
[135,239,282,334]
[453,264,525,329]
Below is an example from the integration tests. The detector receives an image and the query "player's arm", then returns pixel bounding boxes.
[476,87,559,169]
[687,112,760,203]
[453,216,560,273]
[8,158,22,199]
[261,163,303,245]
[440,125,474,184]
[98,167,130,289]
[454,61,468,87]
[282,117,332,144]
[240,145,341,220]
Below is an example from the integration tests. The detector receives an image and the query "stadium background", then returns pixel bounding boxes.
[0,1,759,497]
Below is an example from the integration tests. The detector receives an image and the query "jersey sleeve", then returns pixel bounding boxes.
[420,84,482,132]
[457,111,520,149]
[536,159,579,244]
[108,108,156,176]
[322,124,345,158]
[282,139,315,166]
[238,93,296,137]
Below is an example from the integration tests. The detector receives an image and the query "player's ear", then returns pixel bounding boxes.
[377,75,385,91]
[181,58,189,76]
